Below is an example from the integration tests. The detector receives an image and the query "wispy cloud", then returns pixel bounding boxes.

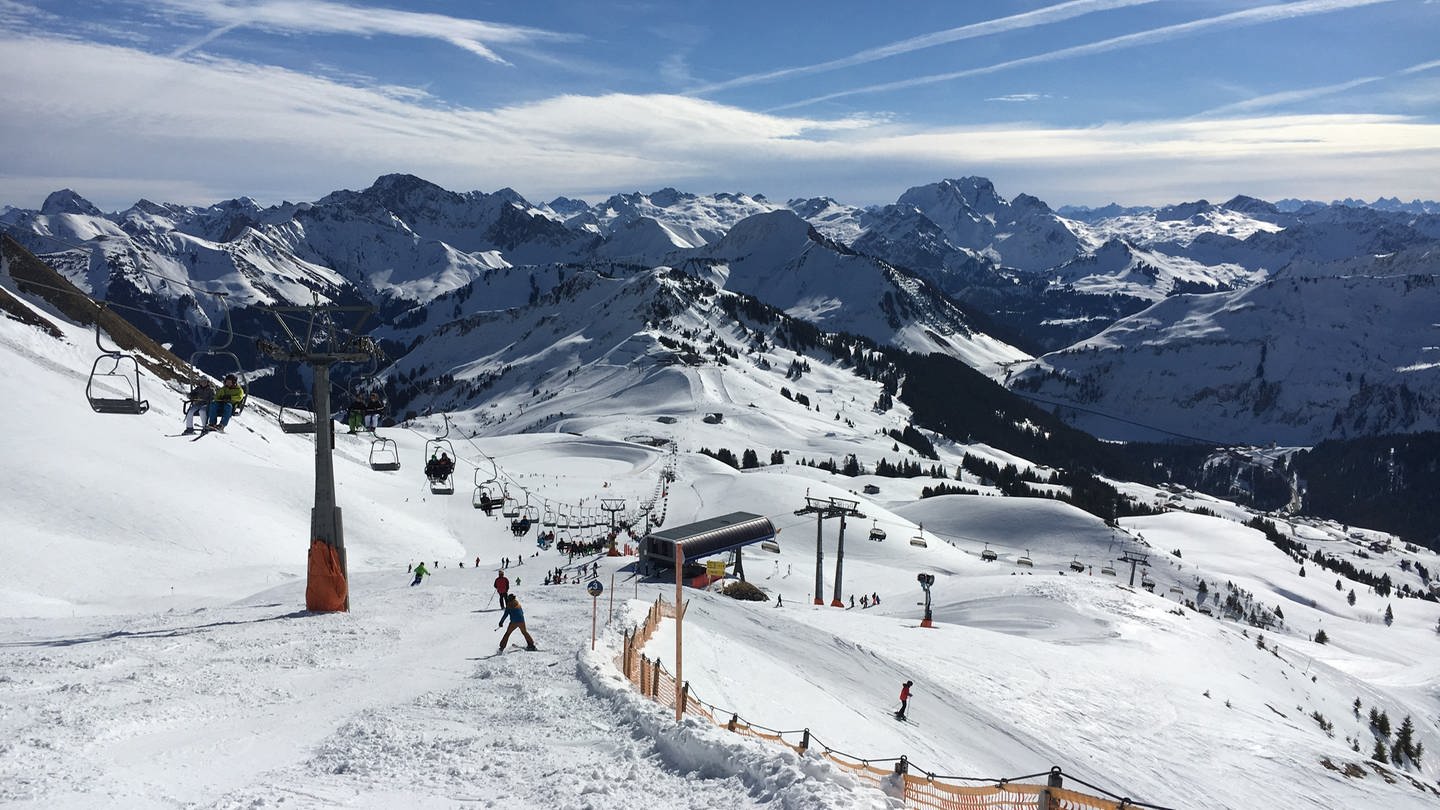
[770,0,1400,111]
[152,0,575,64]
[687,0,1162,95]
[987,93,1050,103]
[2,35,1438,210]
[1201,57,1440,116]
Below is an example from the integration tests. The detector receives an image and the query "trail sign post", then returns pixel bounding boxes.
[588,579,604,650]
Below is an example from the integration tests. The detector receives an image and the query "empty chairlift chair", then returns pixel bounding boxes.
[369,437,401,471]
[1016,549,1034,568]
[1101,561,1117,576]
[909,525,928,548]
[85,308,150,415]
[760,540,781,553]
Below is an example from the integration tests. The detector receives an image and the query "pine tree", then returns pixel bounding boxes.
[1314,629,1329,644]
[1352,697,1362,718]
[1384,603,1394,626]
[1335,578,1344,591]
[1377,710,1392,737]
[1396,716,1417,761]
[1373,739,1388,763]
[741,449,759,469]
[1347,589,1357,606]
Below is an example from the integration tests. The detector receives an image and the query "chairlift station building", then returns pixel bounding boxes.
[639,512,776,581]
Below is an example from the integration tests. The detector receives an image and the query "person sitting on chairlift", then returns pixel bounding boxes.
[206,374,246,432]
[363,392,385,431]
[346,392,366,434]
[182,379,214,435]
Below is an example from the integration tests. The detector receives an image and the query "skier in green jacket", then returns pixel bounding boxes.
[411,562,429,586]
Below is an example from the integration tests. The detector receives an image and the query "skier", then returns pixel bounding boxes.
[895,680,913,720]
[411,561,429,586]
[363,392,384,431]
[181,379,214,435]
[497,593,537,651]
[206,374,246,432]
[494,570,510,606]
[775,594,783,608]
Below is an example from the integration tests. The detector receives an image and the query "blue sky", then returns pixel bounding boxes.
[1,0,1438,211]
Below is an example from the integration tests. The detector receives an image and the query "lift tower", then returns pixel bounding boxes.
[259,302,378,612]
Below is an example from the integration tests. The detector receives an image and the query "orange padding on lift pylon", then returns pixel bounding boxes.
[306,539,348,612]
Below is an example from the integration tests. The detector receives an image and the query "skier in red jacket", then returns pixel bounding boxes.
[896,680,913,720]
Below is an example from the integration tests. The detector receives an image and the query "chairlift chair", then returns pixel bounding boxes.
[1101,561,1117,576]
[542,506,557,528]
[278,397,317,434]
[980,543,999,562]
[423,433,456,495]
[1141,575,1156,591]
[868,519,886,542]
[430,475,455,495]
[85,307,150,415]
[369,437,401,471]
[501,494,521,519]
[761,540,781,553]
[1069,557,1086,573]
[1016,549,1035,568]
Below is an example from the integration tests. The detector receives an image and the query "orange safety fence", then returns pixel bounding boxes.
[615,596,1160,810]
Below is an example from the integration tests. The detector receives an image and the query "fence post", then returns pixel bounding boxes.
[800,728,810,752]
[728,713,738,732]
[652,658,661,698]
[1038,766,1062,810]
[894,755,909,776]
[622,630,631,679]
[640,656,649,696]
[680,681,689,717]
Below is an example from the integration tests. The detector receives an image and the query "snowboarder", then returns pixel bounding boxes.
[411,562,429,586]
[497,594,537,651]
[896,680,913,720]
[494,570,510,605]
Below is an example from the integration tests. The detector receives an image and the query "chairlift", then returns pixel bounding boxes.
[909,535,928,548]
[1168,585,1183,595]
[85,304,150,415]
[422,415,456,493]
[1141,575,1156,592]
[980,543,998,562]
[188,292,245,387]
[868,519,886,542]
[1069,557,1086,573]
[501,492,521,519]
[1101,561,1117,576]
[368,437,400,471]
[277,363,316,433]
[1016,549,1034,568]
[761,540,781,553]
[542,505,557,528]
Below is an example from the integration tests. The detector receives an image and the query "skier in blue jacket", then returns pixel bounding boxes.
[497,593,537,651]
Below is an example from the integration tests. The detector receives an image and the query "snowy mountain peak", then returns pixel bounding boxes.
[40,189,103,217]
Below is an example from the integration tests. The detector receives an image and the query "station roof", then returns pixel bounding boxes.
[643,512,775,562]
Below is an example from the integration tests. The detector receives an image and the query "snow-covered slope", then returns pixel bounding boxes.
[3,268,1440,809]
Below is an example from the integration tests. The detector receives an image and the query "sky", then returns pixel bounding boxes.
[5,252,1440,807]
[1,0,1439,211]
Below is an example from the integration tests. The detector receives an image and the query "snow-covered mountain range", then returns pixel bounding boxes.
[3,175,1438,444]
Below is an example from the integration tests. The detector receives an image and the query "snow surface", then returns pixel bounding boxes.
[4,282,1440,809]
